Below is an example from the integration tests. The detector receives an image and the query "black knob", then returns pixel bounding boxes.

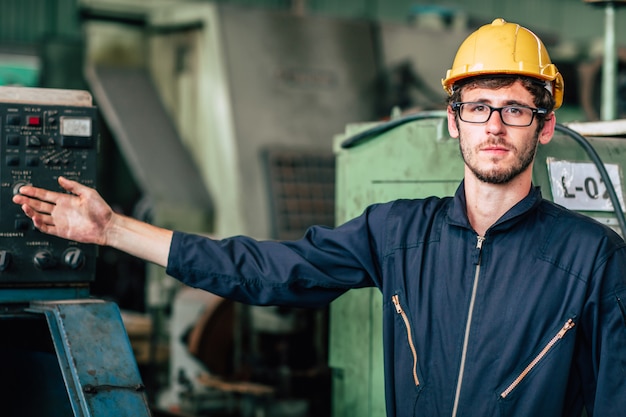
[33,251,56,270]
[63,248,85,270]
[28,136,41,147]
[0,250,11,272]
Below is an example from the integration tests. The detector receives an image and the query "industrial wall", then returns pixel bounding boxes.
[1,0,626,46]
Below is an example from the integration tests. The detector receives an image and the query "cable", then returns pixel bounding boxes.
[340,111,446,149]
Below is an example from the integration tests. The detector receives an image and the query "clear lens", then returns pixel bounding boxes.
[455,102,542,127]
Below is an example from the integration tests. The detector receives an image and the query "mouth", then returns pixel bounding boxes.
[481,145,511,155]
[480,139,513,155]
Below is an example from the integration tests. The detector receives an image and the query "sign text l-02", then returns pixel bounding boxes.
[547,158,625,212]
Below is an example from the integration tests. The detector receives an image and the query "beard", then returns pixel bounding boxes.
[459,130,540,185]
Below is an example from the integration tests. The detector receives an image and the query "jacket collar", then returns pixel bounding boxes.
[447,180,544,234]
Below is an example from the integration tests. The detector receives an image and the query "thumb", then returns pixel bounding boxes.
[57,176,87,195]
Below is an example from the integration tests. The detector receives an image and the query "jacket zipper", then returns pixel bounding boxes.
[500,318,576,399]
[451,235,485,417]
[392,294,420,386]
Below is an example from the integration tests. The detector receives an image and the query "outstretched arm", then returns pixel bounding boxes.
[12,176,173,267]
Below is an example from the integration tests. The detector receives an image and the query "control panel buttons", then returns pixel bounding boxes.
[6,135,20,146]
[0,250,11,272]
[25,156,39,167]
[14,219,31,231]
[5,155,19,166]
[63,248,85,270]
[33,250,57,270]
[27,136,41,147]
[12,181,32,196]
[6,114,20,125]
[1,100,97,285]
[27,115,41,126]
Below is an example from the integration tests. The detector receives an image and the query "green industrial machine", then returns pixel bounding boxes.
[330,113,463,417]
[329,113,626,417]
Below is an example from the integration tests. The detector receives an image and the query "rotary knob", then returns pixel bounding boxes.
[0,250,11,272]
[12,181,32,196]
[33,250,56,270]
[63,248,85,270]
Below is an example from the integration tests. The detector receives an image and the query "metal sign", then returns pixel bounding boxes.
[547,158,625,212]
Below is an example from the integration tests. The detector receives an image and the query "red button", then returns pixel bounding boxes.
[27,115,41,126]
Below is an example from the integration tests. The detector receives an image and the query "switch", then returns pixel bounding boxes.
[25,156,39,167]
[6,114,20,125]
[6,135,20,146]
[27,115,41,126]
[27,136,41,147]
[5,155,19,166]
[14,219,31,231]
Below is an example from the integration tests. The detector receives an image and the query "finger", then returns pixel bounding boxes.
[14,184,61,203]
[22,204,55,227]
[21,204,48,220]
[12,193,26,205]
[31,216,56,233]
[58,176,89,196]
[18,197,56,215]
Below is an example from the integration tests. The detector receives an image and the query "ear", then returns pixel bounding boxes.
[538,112,556,145]
[447,105,459,138]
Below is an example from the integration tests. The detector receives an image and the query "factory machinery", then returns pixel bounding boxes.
[0,86,150,416]
[2,1,617,416]
[1,85,623,417]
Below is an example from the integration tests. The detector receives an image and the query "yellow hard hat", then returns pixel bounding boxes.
[442,18,564,109]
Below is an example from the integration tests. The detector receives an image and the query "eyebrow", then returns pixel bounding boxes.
[467,98,533,107]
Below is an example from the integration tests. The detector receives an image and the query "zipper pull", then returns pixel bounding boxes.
[392,294,403,314]
[557,319,575,338]
[476,235,485,250]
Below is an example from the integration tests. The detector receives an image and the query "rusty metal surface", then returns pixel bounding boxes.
[28,299,151,416]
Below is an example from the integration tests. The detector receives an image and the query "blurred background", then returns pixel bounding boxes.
[1,0,624,416]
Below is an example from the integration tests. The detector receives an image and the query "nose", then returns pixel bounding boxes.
[485,108,506,133]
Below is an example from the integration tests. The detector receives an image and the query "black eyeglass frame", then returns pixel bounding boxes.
[451,101,549,127]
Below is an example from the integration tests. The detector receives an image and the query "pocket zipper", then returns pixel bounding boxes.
[500,318,575,399]
[392,294,420,386]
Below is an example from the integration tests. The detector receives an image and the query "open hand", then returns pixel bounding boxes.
[12,176,114,246]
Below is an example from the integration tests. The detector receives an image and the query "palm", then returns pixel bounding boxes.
[50,186,112,244]
[13,177,113,246]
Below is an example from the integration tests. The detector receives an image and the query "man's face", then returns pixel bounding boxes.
[447,81,553,185]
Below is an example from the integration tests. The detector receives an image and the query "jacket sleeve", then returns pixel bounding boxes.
[581,241,626,415]
[165,203,389,308]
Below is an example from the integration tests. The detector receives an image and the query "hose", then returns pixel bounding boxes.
[340,111,446,149]
[555,123,626,238]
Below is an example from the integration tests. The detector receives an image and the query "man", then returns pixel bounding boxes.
[13,18,626,416]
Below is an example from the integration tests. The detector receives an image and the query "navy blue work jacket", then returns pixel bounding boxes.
[167,182,626,416]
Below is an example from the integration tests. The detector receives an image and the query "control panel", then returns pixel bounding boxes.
[0,88,98,286]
